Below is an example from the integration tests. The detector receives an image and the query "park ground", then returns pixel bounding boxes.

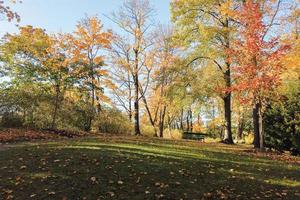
[0,132,300,200]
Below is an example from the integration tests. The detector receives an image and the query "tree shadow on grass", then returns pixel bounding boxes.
[1,140,300,200]
[58,142,300,199]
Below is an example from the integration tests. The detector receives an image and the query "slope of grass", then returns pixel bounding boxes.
[0,136,300,200]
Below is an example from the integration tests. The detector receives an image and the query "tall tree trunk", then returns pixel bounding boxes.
[134,97,140,135]
[258,103,264,150]
[134,78,141,135]
[222,18,233,144]
[223,90,233,143]
[51,83,60,130]
[133,49,141,135]
[253,103,260,148]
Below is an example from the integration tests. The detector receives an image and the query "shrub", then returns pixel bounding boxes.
[206,119,223,138]
[0,113,23,128]
[163,129,183,139]
[141,125,156,137]
[244,133,254,145]
[94,108,133,135]
[264,85,300,155]
[264,81,300,155]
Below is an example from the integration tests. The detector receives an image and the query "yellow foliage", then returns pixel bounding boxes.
[163,129,183,140]
[219,0,236,18]
[245,133,254,145]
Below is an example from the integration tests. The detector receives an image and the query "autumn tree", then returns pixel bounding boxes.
[70,16,113,131]
[42,34,76,129]
[143,25,180,137]
[171,0,239,143]
[110,0,154,135]
[229,0,289,150]
[0,26,76,129]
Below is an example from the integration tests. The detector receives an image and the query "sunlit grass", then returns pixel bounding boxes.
[266,179,300,187]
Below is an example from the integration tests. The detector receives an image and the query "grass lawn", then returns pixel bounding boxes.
[1,136,300,200]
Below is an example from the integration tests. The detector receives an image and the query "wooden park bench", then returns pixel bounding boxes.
[182,132,206,142]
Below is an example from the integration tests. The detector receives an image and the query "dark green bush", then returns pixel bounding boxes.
[264,89,300,155]
[0,113,23,128]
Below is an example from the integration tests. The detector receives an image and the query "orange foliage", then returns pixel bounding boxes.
[228,0,290,104]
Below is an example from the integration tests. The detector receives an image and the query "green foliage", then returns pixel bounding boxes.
[264,81,300,155]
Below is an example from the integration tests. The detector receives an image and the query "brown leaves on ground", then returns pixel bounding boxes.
[0,128,90,143]
[242,148,300,165]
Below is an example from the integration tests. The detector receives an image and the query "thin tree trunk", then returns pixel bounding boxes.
[180,108,184,130]
[186,112,190,132]
[237,119,244,140]
[189,107,193,132]
[86,66,96,132]
[133,48,141,135]
[127,71,132,122]
[96,76,102,112]
[128,82,132,122]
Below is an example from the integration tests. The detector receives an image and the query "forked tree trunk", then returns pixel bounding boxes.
[158,105,167,138]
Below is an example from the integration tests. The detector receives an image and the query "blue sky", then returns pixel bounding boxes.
[1,0,171,36]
